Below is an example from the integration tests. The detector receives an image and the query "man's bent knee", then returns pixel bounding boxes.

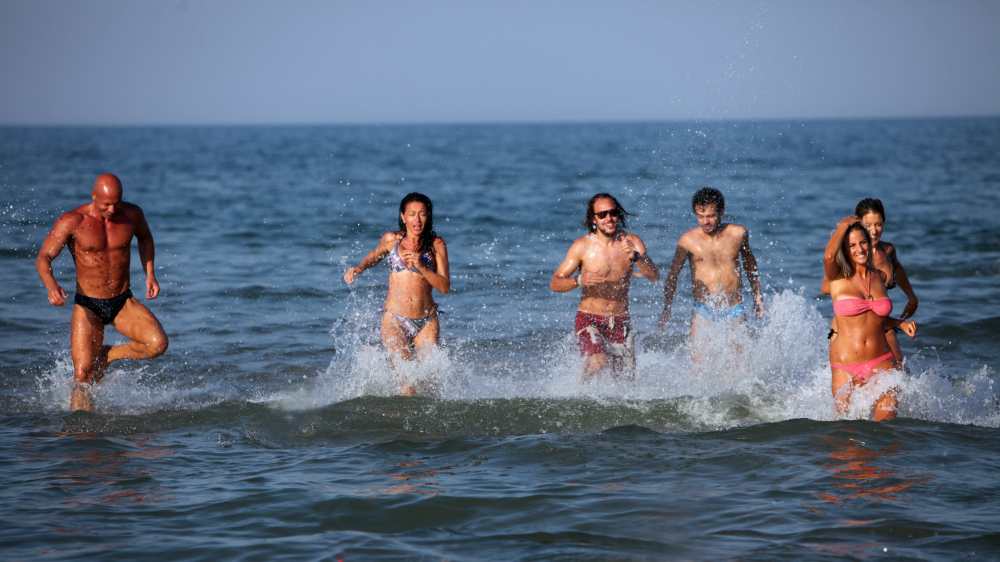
[148,331,169,358]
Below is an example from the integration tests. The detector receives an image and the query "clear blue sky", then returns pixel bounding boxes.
[1,0,998,125]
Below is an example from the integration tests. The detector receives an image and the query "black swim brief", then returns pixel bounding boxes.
[74,289,133,325]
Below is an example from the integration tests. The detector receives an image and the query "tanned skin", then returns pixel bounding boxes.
[821,210,918,364]
[344,201,450,395]
[551,196,660,382]
[659,202,764,347]
[824,216,916,421]
[36,174,168,411]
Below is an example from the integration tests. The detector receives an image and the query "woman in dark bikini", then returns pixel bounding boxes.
[823,198,919,364]
[343,193,450,395]
[824,216,917,420]
[856,198,919,362]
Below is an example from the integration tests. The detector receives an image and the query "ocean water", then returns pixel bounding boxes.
[1,119,999,560]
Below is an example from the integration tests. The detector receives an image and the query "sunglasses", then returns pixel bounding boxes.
[594,208,620,219]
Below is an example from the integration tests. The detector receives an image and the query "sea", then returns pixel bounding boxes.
[1,119,998,561]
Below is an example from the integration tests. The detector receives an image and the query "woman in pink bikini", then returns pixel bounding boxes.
[824,216,917,420]
[343,193,450,395]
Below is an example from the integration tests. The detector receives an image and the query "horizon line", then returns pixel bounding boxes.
[2,114,999,129]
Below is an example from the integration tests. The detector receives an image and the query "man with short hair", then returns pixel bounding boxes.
[36,174,168,411]
[659,187,764,344]
[551,193,660,382]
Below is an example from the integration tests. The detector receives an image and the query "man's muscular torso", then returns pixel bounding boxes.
[63,202,143,298]
[577,233,639,315]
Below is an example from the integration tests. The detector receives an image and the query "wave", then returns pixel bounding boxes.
[15,290,999,433]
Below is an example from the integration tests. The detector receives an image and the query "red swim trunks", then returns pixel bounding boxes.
[575,312,636,373]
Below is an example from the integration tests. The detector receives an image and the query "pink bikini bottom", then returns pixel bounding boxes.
[831,351,895,381]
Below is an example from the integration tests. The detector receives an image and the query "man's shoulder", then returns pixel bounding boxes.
[120,202,145,221]
[624,231,645,243]
[678,228,702,247]
[725,223,748,238]
[56,207,88,228]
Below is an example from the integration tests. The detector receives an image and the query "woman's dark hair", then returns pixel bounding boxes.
[397,192,437,251]
[584,193,635,232]
[692,187,725,214]
[855,197,885,222]
[835,221,875,278]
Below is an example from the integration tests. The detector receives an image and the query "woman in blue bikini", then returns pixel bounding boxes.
[343,193,450,395]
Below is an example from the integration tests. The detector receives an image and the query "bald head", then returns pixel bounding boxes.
[91,174,123,219]
[93,173,123,198]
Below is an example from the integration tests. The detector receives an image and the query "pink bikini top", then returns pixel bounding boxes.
[833,298,892,317]
[832,269,892,317]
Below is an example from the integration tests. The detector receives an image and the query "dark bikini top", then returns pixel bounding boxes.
[879,243,898,290]
[387,237,434,274]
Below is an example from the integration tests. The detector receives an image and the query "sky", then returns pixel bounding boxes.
[1,0,998,125]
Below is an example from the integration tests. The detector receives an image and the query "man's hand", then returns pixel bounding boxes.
[578,268,611,287]
[46,284,68,306]
[658,309,672,332]
[344,266,362,284]
[621,236,637,259]
[146,275,161,299]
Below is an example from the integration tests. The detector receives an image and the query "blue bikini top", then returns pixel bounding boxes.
[388,237,434,274]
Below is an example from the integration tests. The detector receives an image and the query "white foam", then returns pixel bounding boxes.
[281,289,999,428]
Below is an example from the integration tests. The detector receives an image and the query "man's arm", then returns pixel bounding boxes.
[658,244,690,330]
[550,241,584,293]
[740,230,764,318]
[627,234,660,283]
[35,213,78,306]
[134,210,160,299]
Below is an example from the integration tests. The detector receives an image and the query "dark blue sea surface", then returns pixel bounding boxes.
[1,119,999,560]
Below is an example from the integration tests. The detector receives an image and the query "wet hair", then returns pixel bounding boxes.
[692,187,725,214]
[855,197,885,223]
[835,222,875,278]
[397,192,437,252]
[584,193,634,232]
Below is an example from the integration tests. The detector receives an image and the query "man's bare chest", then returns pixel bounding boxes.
[72,219,135,253]
[690,243,740,268]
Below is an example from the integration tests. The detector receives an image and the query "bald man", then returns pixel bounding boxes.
[36,174,168,411]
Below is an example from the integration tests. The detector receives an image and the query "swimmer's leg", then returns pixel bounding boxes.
[411,315,441,396]
[688,314,708,365]
[830,367,853,419]
[70,305,108,411]
[582,353,608,384]
[870,356,899,421]
[382,313,416,395]
[412,314,440,358]
[107,297,168,363]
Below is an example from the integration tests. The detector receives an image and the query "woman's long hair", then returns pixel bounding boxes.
[855,197,885,222]
[397,192,437,252]
[835,222,875,278]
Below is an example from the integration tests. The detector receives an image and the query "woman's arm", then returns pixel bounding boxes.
[344,233,395,284]
[884,316,918,338]
[415,238,450,294]
[823,216,858,281]
[886,242,919,320]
